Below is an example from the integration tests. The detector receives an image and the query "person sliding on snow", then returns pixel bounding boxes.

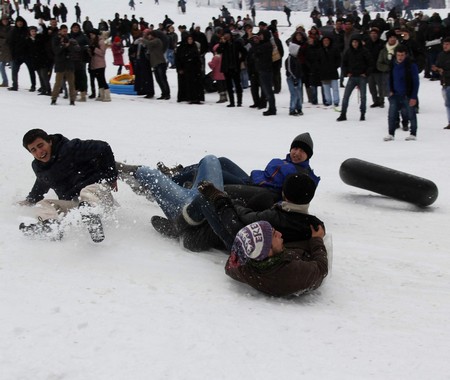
[18,129,118,242]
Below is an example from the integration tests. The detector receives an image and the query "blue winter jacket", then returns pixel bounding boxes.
[250,154,320,192]
[389,58,419,100]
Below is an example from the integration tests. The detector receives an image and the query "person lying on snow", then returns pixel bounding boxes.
[18,128,118,242]
[116,156,328,296]
[155,132,320,206]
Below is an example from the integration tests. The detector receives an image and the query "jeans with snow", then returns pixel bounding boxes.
[135,155,224,222]
[322,79,340,106]
[388,94,417,136]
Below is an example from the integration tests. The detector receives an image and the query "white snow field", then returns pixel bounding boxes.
[1,1,449,379]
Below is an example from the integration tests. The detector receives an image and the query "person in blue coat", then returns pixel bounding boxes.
[384,44,420,141]
[156,132,320,207]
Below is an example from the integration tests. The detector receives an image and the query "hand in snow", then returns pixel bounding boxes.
[17,200,33,207]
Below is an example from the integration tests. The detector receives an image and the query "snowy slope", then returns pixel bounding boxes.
[1,1,450,379]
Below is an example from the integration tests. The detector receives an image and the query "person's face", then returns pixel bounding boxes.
[71,25,80,33]
[290,147,308,164]
[323,38,330,47]
[269,229,284,256]
[443,41,450,52]
[50,19,57,28]
[370,31,378,41]
[335,21,342,31]
[388,36,397,45]
[60,28,68,37]
[29,29,37,37]
[1,18,8,26]
[187,36,193,44]
[396,51,407,63]
[17,20,24,27]
[351,39,359,49]
[344,22,352,32]
[28,138,52,163]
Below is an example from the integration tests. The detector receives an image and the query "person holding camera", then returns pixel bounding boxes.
[50,24,77,105]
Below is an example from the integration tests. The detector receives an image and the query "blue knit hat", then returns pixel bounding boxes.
[231,221,273,263]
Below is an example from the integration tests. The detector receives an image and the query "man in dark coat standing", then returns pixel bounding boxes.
[19,129,118,242]
[7,16,35,91]
[75,2,81,23]
[50,24,77,105]
[217,29,247,107]
[253,29,277,115]
[337,35,372,121]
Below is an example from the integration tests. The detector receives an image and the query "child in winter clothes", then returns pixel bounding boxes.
[111,36,124,75]
[208,44,227,103]
[285,43,304,115]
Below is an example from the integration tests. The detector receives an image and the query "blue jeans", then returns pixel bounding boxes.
[172,157,251,187]
[341,76,367,114]
[166,49,175,67]
[286,76,302,112]
[135,155,224,222]
[442,86,450,124]
[0,61,9,85]
[388,94,418,136]
[322,79,339,106]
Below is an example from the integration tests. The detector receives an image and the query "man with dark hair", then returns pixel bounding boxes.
[50,24,77,105]
[337,35,372,121]
[384,44,420,141]
[19,129,118,242]
[142,29,170,100]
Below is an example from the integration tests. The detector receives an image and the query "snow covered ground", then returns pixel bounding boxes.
[1,1,450,379]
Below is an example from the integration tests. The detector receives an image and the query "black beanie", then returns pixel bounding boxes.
[290,132,314,159]
[282,173,316,204]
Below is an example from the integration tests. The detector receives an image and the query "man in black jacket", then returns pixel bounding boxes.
[19,129,118,242]
[50,24,77,105]
[7,16,35,91]
[337,35,373,121]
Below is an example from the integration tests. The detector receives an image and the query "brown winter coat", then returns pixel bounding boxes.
[225,237,328,297]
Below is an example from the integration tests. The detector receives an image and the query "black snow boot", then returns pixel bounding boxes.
[19,217,63,241]
[79,202,105,243]
[151,215,180,239]
[337,113,347,121]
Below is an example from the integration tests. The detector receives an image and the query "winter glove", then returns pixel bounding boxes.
[197,181,228,203]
